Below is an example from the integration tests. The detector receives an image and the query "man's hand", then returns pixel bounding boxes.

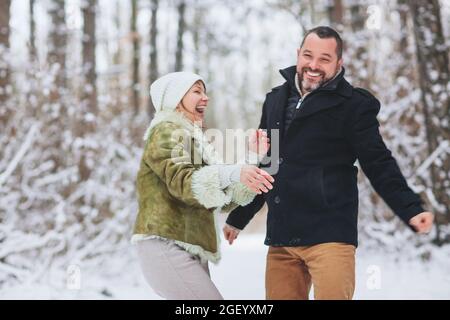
[223,224,240,245]
[409,211,434,234]
[249,129,270,156]
[240,165,274,194]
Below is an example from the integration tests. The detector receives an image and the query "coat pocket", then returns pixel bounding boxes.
[284,165,328,210]
[322,165,358,208]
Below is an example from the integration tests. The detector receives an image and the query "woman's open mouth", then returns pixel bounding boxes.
[195,106,206,116]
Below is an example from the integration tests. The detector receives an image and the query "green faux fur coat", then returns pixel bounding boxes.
[132,111,256,263]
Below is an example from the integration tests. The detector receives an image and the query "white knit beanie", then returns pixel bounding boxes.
[150,72,205,112]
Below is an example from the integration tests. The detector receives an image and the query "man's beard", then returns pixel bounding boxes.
[302,77,323,92]
[299,67,337,93]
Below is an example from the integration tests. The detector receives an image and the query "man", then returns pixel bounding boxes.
[223,26,434,300]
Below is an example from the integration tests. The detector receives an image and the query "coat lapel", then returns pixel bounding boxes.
[269,83,289,140]
[294,93,347,120]
[294,77,353,121]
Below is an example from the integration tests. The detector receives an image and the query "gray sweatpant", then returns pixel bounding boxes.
[136,238,224,300]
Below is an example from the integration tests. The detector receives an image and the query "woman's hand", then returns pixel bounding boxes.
[249,129,270,156]
[240,165,274,194]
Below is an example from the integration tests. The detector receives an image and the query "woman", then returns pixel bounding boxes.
[132,72,273,300]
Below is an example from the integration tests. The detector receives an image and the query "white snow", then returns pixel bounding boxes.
[1,233,449,300]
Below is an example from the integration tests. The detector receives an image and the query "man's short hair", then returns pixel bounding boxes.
[300,26,343,59]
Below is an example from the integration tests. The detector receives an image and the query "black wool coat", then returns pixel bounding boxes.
[226,66,424,247]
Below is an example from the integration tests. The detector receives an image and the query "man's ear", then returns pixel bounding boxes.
[337,58,344,69]
[297,48,301,57]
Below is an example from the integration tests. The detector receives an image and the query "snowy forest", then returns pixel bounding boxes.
[0,0,449,299]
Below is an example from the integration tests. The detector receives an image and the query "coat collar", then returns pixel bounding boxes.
[273,65,353,124]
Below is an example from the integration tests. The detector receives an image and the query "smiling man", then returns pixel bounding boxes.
[223,26,434,300]
[297,31,343,94]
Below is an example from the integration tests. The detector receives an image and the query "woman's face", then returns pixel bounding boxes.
[177,81,209,123]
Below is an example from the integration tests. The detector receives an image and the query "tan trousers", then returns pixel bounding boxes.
[266,242,356,300]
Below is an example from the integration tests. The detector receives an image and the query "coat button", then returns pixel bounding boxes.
[277,157,284,165]
[276,121,280,126]
[274,196,281,204]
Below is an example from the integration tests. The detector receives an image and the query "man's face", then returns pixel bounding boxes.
[296,33,343,93]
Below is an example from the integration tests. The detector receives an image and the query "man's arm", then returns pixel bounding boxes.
[345,95,432,231]
[224,193,266,244]
[226,193,266,228]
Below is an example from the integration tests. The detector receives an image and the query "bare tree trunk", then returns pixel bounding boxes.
[203,29,216,129]
[395,0,412,76]
[391,0,422,150]
[29,0,37,60]
[47,0,67,170]
[349,3,366,31]
[308,0,316,26]
[174,0,186,72]
[26,0,38,118]
[48,0,67,92]
[77,0,98,181]
[111,0,122,107]
[346,3,370,89]
[131,0,140,115]
[148,0,159,119]
[0,0,11,126]
[113,0,121,67]
[82,0,98,115]
[192,2,202,75]
[409,0,450,244]
[327,0,343,30]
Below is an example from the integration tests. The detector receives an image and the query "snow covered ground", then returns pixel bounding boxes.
[1,233,449,300]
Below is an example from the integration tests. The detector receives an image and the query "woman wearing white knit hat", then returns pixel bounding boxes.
[132,72,273,299]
